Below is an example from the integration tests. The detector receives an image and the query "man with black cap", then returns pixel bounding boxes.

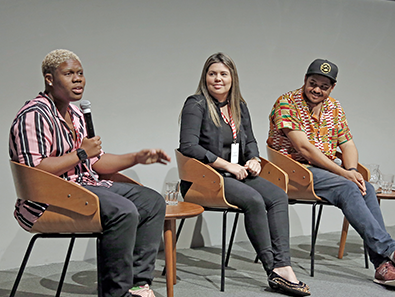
[267,58,395,286]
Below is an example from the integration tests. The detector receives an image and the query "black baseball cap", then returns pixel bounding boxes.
[306,59,338,83]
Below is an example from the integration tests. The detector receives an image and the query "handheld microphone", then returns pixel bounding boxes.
[80,100,95,138]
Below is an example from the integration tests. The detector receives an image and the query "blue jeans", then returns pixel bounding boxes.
[308,166,395,268]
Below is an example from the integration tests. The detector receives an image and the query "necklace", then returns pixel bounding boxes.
[218,99,229,108]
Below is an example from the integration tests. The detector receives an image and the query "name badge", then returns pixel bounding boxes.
[231,143,239,164]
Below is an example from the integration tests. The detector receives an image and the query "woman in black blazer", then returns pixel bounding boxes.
[179,52,310,296]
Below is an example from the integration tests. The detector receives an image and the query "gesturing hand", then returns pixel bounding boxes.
[136,149,171,165]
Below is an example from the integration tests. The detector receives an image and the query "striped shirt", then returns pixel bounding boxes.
[9,93,110,231]
[267,87,352,163]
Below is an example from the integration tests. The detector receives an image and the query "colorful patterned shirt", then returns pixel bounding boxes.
[267,87,352,163]
[9,93,110,231]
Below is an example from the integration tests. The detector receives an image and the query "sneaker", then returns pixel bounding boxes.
[374,261,395,287]
[129,284,155,297]
[126,293,141,297]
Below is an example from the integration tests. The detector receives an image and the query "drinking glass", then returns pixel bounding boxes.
[380,173,394,194]
[164,181,179,205]
[365,164,381,191]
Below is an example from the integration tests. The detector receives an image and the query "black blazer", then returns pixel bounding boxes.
[179,94,259,165]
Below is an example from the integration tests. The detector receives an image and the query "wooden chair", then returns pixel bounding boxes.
[266,146,370,276]
[9,161,141,297]
[175,149,288,291]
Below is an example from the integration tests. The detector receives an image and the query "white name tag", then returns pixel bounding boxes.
[231,143,239,164]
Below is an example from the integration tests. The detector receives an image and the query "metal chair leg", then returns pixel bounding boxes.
[97,235,103,297]
[310,203,316,277]
[220,210,228,292]
[56,236,76,297]
[225,212,239,267]
[364,242,369,269]
[10,233,101,297]
[313,204,324,247]
[9,234,40,297]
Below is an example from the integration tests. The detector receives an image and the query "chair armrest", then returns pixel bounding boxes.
[259,157,288,192]
[357,163,370,182]
[175,149,238,209]
[266,146,312,187]
[266,146,320,200]
[10,161,98,216]
[176,150,222,192]
[99,172,143,186]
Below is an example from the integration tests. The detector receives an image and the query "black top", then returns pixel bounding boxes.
[221,118,234,161]
[179,94,259,166]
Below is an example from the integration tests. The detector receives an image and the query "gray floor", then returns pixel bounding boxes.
[2,228,395,297]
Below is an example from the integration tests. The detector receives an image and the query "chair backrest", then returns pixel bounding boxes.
[266,146,371,201]
[259,157,288,193]
[175,150,238,209]
[10,161,103,233]
[266,146,321,201]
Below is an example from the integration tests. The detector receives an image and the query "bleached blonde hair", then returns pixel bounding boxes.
[41,49,81,76]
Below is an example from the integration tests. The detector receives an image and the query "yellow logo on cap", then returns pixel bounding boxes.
[320,63,331,74]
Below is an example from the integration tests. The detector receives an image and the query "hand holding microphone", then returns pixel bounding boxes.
[81,136,102,158]
[80,100,101,158]
[80,100,95,138]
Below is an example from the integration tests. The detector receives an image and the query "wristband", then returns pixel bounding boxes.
[347,167,358,172]
[76,148,88,163]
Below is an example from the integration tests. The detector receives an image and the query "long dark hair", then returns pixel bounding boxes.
[196,52,245,131]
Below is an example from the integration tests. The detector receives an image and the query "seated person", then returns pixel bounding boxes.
[267,58,395,287]
[179,52,310,296]
[9,49,170,297]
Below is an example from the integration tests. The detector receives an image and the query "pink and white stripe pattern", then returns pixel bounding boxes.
[9,93,111,231]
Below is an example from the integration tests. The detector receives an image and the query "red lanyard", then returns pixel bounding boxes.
[221,105,237,141]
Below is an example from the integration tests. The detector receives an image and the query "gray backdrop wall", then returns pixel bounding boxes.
[1,0,394,270]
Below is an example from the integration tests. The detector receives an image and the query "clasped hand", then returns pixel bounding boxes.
[227,159,261,180]
[344,170,366,196]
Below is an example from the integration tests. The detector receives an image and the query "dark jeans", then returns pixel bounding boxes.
[223,175,291,273]
[83,182,166,297]
[308,166,395,268]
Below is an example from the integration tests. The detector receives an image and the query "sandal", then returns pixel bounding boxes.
[268,271,311,296]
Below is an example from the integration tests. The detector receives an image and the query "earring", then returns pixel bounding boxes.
[49,83,52,86]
